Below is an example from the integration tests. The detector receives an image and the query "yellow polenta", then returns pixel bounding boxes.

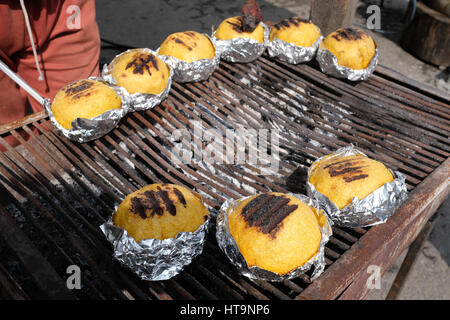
[51,79,122,130]
[270,17,321,47]
[113,184,209,242]
[309,153,394,209]
[111,49,170,95]
[322,28,376,69]
[216,16,265,43]
[158,31,215,63]
[228,192,326,275]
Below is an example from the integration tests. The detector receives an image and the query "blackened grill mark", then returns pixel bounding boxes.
[291,17,309,24]
[241,194,298,236]
[262,203,298,237]
[323,157,370,183]
[64,81,94,95]
[332,28,362,41]
[185,31,197,38]
[273,24,281,30]
[280,20,291,28]
[241,194,274,224]
[323,158,357,169]
[256,197,289,232]
[344,174,368,182]
[130,186,179,218]
[328,165,365,177]
[142,190,164,216]
[226,20,243,33]
[157,186,177,216]
[172,187,186,206]
[64,81,95,99]
[173,37,193,51]
[125,53,159,76]
[130,197,148,219]
[273,17,309,30]
[72,92,91,100]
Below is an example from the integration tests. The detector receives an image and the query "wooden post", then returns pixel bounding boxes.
[402,1,450,67]
[309,0,359,36]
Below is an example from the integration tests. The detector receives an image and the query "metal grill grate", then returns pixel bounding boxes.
[0,55,448,300]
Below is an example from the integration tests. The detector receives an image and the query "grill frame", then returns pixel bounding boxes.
[0,56,448,300]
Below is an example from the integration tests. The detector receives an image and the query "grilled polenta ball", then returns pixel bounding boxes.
[270,17,321,47]
[216,16,265,43]
[228,192,326,275]
[322,28,376,69]
[51,79,122,130]
[158,31,215,63]
[309,153,394,209]
[113,184,209,242]
[111,49,170,95]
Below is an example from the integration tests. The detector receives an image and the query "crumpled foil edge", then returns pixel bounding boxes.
[267,34,323,64]
[101,48,173,112]
[212,22,269,63]
[157,34,220,83]
[316,43,379,81]
[216,193,332,282]
[100,206,211,281]
[306,145,408,228]
[44,77,131,143]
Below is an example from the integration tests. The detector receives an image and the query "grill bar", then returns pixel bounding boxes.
[0,55,448,300]
[268,59,450,152]
[230,61,435,176]
[249,60,443,167]
[214,63,423,186]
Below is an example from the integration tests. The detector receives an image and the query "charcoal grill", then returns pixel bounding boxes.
[0,55,448,300]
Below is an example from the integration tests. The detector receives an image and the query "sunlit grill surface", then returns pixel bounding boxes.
[0,55,448,300]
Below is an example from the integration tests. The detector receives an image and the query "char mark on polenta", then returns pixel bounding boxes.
[131,186,184,218]
[273,17,308,30]
[226,20,244,33]
[157,186,177,215]
[64,80,95,99]
[125,53,159,76]
[185,31,197,38]
[325,159,369,182]
[173,188,187,206]
[332,28,362,41]
[241,194,298,237]
[173,37,193,51]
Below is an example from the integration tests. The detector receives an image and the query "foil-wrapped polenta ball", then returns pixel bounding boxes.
[111,49,170,95]
[50,79,122,130]
[309,154,394,209]
[216,16,265,43]
[228,192,326,275]
[322,28,376,69]
[113,184,209,242]
[270,17,321,47]
[158,31,215,63]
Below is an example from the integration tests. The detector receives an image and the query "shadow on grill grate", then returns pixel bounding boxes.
[0,55,448,300]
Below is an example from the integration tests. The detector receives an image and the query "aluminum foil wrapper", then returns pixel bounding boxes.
[212,23,269,63]
[267,35,323,64]
[157,34,220,83]
[100,211,210,281]
[44,77,130,143]
[216,193,332,282]
[316,43,379,81]
[101,48,173,112]
[306,145,408,228]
